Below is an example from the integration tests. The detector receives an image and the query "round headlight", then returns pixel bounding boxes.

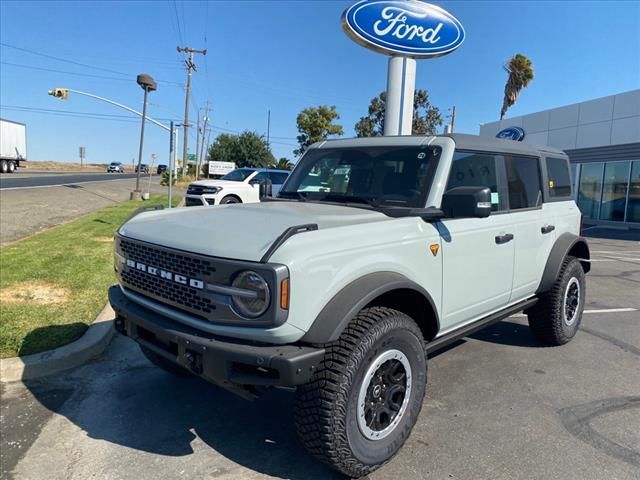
[231,270,270,318]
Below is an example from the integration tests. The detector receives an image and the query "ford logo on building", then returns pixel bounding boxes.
[496,126,526,141]
[342,0,465,58]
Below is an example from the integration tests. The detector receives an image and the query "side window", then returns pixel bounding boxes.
[268,172,289,185]
[505,155,543,209]
[546,157,572,198]
[253,172,269,183]
[447,151,503,211]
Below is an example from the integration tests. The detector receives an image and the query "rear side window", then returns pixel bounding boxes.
[505,155,543,209]
[546,157,572,198]
[447,151,503,211]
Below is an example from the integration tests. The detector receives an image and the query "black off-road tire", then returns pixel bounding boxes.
[528,256,586,345]
[220,195,241,204]
[140,345,193,377]
[294,307,427,478]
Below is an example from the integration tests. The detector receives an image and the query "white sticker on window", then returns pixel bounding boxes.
[491,192,500,204]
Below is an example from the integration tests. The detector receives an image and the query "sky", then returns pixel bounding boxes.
[1,0,639,166]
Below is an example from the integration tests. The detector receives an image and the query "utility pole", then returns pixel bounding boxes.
[198,102,209,180]
[267,109,271,147]
[195,110,201,178]
[450,105,456,133]
[177,46,207,176]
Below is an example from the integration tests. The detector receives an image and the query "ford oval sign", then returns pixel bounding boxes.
[496,127,526,141]
[342,0,465,58]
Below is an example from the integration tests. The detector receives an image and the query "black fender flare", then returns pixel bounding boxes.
[301,272,439,344]
[537,233,590,294]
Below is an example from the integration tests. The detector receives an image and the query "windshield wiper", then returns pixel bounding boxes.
[279,191,307,202]
[316,193,381,208]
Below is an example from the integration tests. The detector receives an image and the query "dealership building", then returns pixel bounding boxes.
[479,89,640,227]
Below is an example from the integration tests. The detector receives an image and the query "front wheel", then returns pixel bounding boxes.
[220,195,241,204]
[528,256,586,345]
[294,307,427,478]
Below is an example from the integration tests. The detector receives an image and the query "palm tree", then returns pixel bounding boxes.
[500,54,534,120]
[276,157,294,170]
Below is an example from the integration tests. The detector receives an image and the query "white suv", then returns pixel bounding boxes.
[185,168,290,206]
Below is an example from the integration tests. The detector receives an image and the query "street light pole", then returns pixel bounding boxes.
[132,74,157,200]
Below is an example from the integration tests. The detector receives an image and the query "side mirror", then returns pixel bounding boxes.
[441,186,492,218]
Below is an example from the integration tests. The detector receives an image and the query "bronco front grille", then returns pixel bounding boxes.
[118,238,216,316]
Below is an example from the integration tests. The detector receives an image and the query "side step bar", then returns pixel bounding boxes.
[426,298,538,354]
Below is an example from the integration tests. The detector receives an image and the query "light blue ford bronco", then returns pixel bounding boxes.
[109,133,590,477]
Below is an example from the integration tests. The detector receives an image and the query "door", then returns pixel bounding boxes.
[504,155,556,300]
[439,151,515,333]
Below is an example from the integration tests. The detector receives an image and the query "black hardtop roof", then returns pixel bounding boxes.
[313,133,568,159]
[446,133,567,158]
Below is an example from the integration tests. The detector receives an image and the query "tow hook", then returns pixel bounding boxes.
[184,351,203,374]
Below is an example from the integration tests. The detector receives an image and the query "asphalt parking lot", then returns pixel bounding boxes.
[1,234,639,480]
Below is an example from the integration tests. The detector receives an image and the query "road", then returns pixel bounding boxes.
[0,173,180,246]
[1,236,638,480]
[0,172,141,190]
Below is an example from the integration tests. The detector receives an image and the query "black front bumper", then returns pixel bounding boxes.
[109,286,324,397]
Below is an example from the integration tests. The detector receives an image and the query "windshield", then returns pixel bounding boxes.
[221,168,256,182]
[279,146,440,208]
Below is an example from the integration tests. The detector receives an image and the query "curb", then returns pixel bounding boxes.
[0,303,116,383]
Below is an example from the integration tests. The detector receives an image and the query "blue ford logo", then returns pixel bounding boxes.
[496,127,526,141]
[342,0,465,58]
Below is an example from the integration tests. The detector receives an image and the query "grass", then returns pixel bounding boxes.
[0,195,179,358]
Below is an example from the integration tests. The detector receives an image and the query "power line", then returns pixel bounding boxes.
[0,44,184,86]
[171,0,185,47]
[0,42,131,77]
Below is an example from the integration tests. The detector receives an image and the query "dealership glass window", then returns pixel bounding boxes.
[599,161,630,222]
[577,163,604,219]
[504,155,543,209]
[626,160,640,223]
[546,157,572,198]
[447,151,503,210]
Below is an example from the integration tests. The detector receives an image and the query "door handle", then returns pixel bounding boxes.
[541,224,555,234]
[495,233,514,244]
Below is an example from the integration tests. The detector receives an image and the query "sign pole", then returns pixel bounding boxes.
[384,56,416,136]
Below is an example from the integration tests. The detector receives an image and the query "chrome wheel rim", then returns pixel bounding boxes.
[357,349,412,440]
[563,277,580,326]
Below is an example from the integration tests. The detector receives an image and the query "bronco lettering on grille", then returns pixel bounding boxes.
[125,258,205,289]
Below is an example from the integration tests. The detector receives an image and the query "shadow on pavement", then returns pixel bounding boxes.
[583,227,640,241]
[468,320,544,348]
[23,337,343,479]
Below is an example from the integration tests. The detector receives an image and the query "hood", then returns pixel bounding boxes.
[118,201,390,262]
[189,179,245,188]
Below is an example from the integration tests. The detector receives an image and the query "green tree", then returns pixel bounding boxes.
[207,131,275,168]
[295,105,343,157]
[500,53,534,120]
[355,90,443,136]
[206,133,238,164]
[276,157,294,170]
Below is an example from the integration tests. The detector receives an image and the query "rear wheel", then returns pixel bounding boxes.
[220,195,241,204]
[8,161,16,173]
[528,256,586,345]
[140,345,193,377]
[0,160,7,174]
[294,307,427,478]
